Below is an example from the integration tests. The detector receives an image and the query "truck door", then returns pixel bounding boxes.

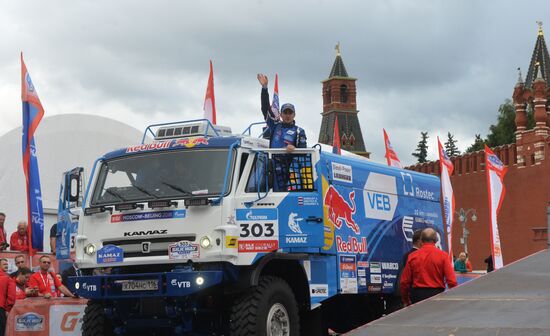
[234,149,324,255]
[57,167,84,260]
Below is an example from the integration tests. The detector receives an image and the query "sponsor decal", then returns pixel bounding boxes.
[367,284,382,293]
[359,277,367,286]
[336,235,368,254]
[370,262,381,274]
[238,240,278,252]
[112,210,186,223]
[49,305,85,334]
[97,245,124,263]
[357,261,369,268]
[297,196,319,206]
[331,162,353,183]
[339,255,358,294]
[363,173,398,221]
[383,280,394,289]
[381,262,399,270]
[324,186,360,234]
[358,269,366,277]
[415,187,436,200]
[226,214,236,225]
[168,241,200,260]
[382,273,397,280]
[126,140,171,153]
[172,137,209,148]
[288,213,303,234]
[241,137,269,149]
[79,282,98,292]
[123,229,168,237]
[285,213,308,244]
[310,284,329,297]
[16,312,45,331]
[402,216,414,242]
[170,279,191,288]
[236,209,278,221]
[401,172,414,196]
[370,274,382,284]
[225,236,238,248]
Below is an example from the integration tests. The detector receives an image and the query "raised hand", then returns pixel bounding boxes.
[257,73,268,87]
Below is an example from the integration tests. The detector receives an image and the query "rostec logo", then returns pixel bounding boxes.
[363,173,398,221]
[324,185,360,234]
[60,312,81,332]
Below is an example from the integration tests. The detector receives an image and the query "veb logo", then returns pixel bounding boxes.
[363,173,398,221]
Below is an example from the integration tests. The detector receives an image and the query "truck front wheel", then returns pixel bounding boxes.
[82,301,113,336]
[230,276,299,336]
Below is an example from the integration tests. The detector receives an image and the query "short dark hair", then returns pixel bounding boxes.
[421,228,438,243]
[16,267,32,276]
[0,258,7,263]
[14,255,25,262]
[0,213,5,218]
[412,230,423,244]
[39,255,51,262]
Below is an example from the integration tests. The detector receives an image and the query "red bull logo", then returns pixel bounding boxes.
[173,137,209,148]
[336,235,368,254]
[324,185,360,234]
[126,140,171,153]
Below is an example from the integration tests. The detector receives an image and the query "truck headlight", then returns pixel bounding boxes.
[199,236,212,249]
[84,243,96,256]
[196,276,205,285]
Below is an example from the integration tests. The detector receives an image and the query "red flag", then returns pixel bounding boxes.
[332,117,341,155]
[438,137,455,260]
[270,74,280,121]
[203,60,216,125]
[383,129,402,168]
[485,145,507,269]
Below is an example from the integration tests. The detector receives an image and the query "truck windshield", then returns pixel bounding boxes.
[90,149,231,206]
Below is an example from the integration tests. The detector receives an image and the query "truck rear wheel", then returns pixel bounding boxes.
[230,276,299,336]
[82,301,113,336]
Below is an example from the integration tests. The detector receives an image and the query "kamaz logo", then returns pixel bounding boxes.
[123,230,167,237]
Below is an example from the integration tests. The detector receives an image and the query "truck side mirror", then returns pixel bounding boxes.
[69,176,80,202]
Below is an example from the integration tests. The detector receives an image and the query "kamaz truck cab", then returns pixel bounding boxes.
[69,119,445,336]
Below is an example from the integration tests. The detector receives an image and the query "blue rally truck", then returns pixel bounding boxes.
[63,120,445,335]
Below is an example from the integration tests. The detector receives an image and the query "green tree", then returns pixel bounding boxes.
[412,131,429,163]
[486,100,516,147]
[444,132,460,157]
[466,134,486,153]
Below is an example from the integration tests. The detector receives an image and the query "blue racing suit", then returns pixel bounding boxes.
[261,88,307,148]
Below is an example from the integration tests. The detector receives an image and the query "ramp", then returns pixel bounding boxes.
[348,249,550,336]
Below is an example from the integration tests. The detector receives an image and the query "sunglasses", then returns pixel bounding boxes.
[15,261,24,264]
[41,261,51,264]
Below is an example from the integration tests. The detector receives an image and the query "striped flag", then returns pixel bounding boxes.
[270,73,280,121]
[21,53,45,253]
[485,145,507,269]
[332,117,341,155]
[203,60,216,125]
[383,129,402,168]
[438,137,455,260]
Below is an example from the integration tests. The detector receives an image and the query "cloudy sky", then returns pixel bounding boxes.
[0,0,545,165]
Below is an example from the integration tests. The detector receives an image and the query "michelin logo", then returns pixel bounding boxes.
[363,173,398,221]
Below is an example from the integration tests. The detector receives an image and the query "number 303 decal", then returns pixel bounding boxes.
[240,223,275,238]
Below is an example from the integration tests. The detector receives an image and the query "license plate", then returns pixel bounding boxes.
[120,280,158,291]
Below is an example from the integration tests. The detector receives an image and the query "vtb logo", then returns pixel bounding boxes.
[61,311,82,332]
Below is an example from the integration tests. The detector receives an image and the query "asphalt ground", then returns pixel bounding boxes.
[348,249,550,336]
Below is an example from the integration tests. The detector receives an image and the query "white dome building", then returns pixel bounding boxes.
[0,114,143,251]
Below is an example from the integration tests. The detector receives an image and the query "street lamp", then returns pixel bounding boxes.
[455,208,477,254]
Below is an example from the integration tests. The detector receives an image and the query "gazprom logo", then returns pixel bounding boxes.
[236,209,277,221]
[363,173,398,221]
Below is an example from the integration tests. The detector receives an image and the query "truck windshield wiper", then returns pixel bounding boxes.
[162,182,193,196]
[104,188,127,202]
[133,185,159,199]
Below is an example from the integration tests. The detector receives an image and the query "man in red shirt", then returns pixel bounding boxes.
[10,221,29,252]
[12,267,33,300]
[0,213,8,250]
[0,270,15,336]
[400,228,457,306]
[28,255,75,298]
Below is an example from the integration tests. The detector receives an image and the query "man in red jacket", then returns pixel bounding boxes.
[28,255,75,298]
[400,228,457,306]
[12,268,34,300]
[0,271,15,335]
[0,213,8,250]
[10,221,29,252]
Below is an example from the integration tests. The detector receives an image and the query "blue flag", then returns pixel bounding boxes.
[21,53,45,253]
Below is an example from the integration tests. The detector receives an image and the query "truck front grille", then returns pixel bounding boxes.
[103,235,196,258]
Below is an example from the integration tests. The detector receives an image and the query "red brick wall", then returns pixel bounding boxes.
[408,141,549,270]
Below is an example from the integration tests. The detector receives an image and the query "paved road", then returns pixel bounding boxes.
[348,249,550,336]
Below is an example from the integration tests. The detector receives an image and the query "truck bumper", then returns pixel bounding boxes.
[70,270,223,299]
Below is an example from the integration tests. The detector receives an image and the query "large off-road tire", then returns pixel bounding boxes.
[82,301,113,336]
[230,276,300,336]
